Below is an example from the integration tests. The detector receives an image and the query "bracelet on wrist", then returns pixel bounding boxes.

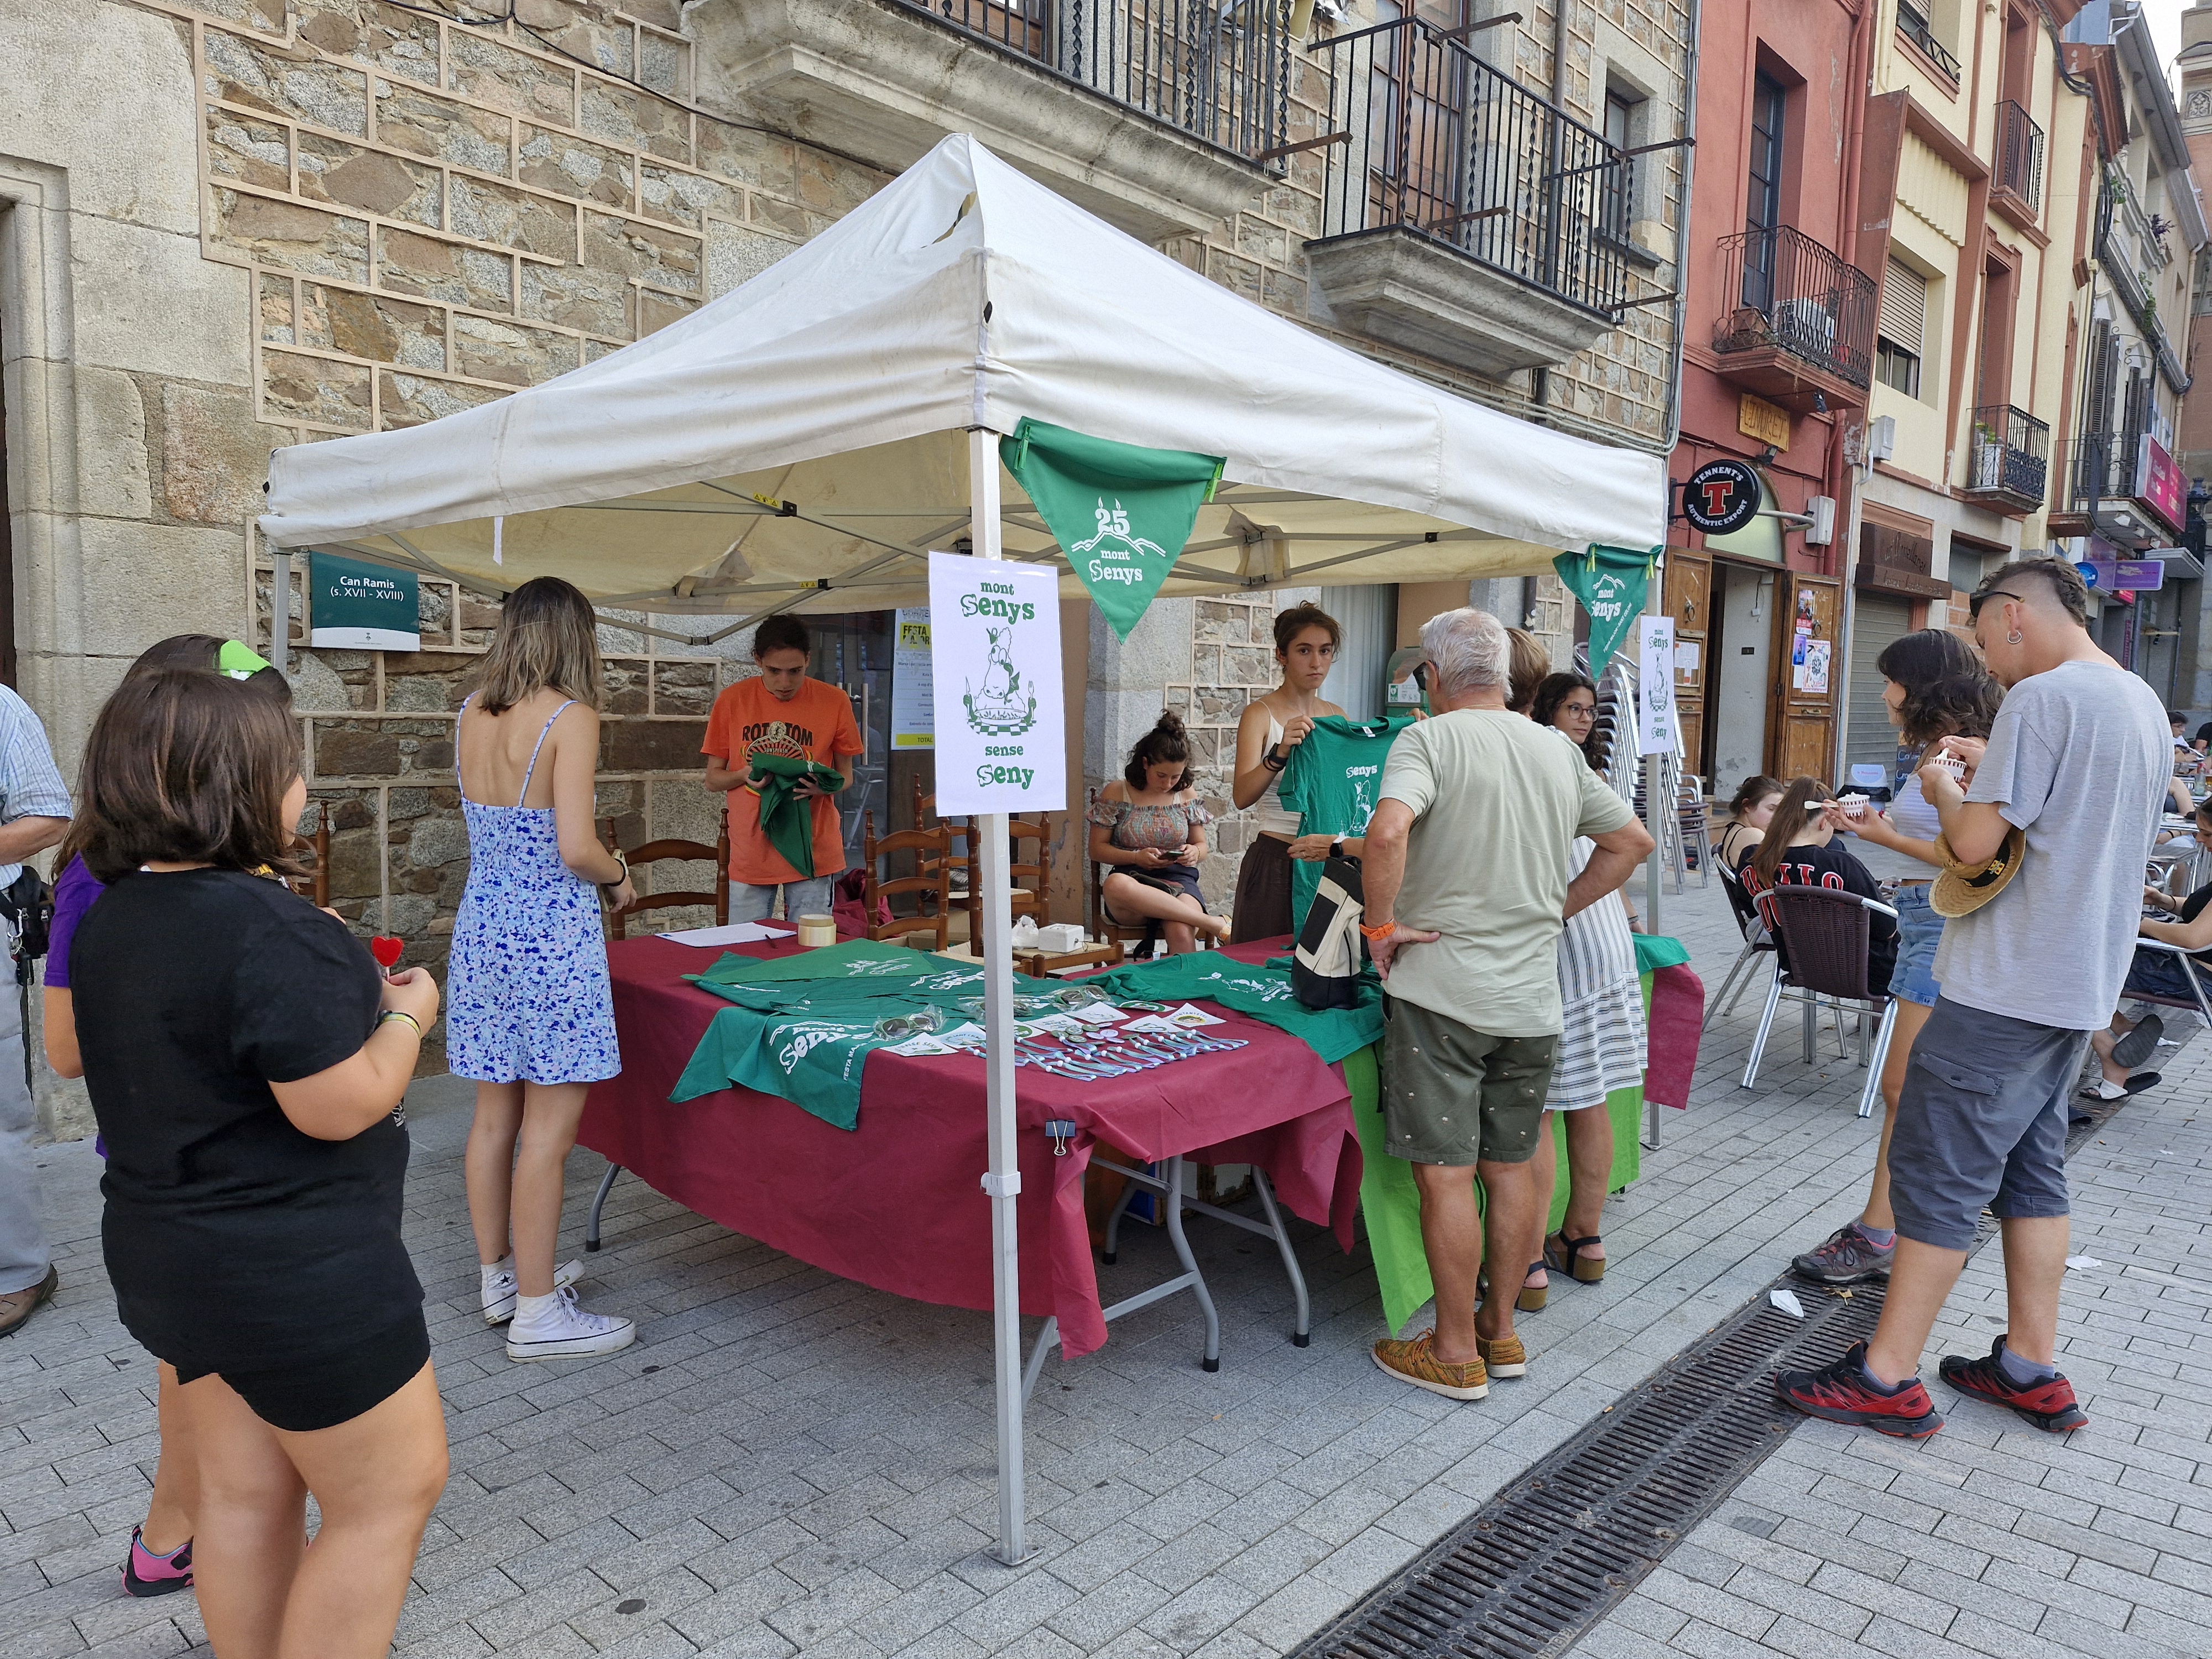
[1358,920,1396,942]
[601,851,629,889]
[1261,748,1287,773]
[379,1009,423,1039]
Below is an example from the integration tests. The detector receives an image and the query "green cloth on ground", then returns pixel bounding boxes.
[1088,951,1381,1064]
[1277,714,1413,935]
[1632,933,1690,974]
[747,752,846,878]
[672,958,990,1130]
[1356,974,1650,1337]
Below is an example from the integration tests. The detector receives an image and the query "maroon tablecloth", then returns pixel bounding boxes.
[578,937,1361,1358]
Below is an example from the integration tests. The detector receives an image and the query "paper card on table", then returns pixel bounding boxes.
[936,1022,988,1049]
[660,921,792,947]
[1120,1014,1180,1032]
[1072,1003,1130,1025]
[1167,1003,1226,1027]
[886,1032,957,1056]
[1028,1012,1087,1034]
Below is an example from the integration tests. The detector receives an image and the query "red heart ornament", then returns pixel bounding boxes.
[370,936,404,969]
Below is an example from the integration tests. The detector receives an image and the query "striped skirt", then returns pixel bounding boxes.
[1548,849,1646,1113]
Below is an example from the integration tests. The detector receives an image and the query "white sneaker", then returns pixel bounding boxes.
[481,1259,582,1326]
[504,1286,635,1361]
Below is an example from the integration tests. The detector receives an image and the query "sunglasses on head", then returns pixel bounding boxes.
[1967,588,2028,621]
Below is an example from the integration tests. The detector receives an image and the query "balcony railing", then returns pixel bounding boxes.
[1966,404,2049,508]
[1994,100,2044,216]
[1713,226,1878,386]
[1896,0,1961,80]
[891,0,1292,159]
[1310,16,1631,317]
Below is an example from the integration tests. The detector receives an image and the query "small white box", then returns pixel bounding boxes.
[1036,923,1087,954]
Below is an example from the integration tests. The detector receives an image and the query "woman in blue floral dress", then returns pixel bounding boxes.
[450,578,637,1361]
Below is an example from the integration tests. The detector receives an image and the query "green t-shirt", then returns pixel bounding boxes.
[1277,714,1413,935]
[1088,951,1381,1064]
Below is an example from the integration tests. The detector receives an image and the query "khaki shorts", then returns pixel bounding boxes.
[1381,994,1557,1166]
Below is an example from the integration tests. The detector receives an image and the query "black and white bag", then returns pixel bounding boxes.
[1291,854,1366,1009]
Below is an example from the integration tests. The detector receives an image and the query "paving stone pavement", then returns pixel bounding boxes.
[5,859,2200,1659]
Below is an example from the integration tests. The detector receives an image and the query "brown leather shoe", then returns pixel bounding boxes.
[0,1265,57,1338]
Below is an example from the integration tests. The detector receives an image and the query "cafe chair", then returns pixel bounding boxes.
[2120,937,2212,1035]
[1741,884,1901,1118]
[1704,858,1776,1030]
[861,811,954,951]
[285,816,331,909]
[601,808,731,940]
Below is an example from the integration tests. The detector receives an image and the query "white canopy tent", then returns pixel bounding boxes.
[260,133,1666,1564]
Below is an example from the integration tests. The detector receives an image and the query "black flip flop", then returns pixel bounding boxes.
[2110,1014,2166,1072]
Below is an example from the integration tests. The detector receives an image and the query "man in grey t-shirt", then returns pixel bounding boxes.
[1781,557,2166,1439]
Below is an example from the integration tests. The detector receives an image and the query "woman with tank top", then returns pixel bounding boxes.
[449,577,638,1361]
[1789,631,2001,1287]
[1228,604,1344,943]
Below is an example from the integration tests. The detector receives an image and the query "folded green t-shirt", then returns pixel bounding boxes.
[1087,951,1382,1065]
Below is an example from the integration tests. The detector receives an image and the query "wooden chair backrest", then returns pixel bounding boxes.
[287,817,330,909]
[602,806,731,940]
[863,810,953,950]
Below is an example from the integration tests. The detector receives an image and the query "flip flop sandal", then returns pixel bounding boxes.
[2078,1072,2161,1101]
[1543,1231,1607,1285]
[2110,1014,2166,1071]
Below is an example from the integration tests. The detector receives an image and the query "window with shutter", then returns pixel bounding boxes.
[1876,260,1927,398]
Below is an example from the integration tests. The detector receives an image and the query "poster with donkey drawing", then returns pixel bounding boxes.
[927,551,1066,815]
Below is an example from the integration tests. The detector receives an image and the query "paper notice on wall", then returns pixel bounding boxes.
[1636,615,1679,756]
[890,608,934,749]
[927,553,1066,815]
[1793,637,1832,696]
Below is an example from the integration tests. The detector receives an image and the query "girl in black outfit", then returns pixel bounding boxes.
[1738,777,1900,990]
[69,670,447,1659]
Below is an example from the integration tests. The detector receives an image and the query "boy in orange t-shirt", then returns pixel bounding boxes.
[702,615,864,922]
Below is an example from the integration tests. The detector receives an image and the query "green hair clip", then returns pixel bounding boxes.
[217,640,274,681]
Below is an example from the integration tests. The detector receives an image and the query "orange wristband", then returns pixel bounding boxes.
[1359,920,1396,942]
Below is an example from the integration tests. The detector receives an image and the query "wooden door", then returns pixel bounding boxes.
[1771,572,1842,782]
[1663,548,1710,788]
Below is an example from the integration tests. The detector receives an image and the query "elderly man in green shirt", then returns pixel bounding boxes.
[1359,608,1653,1401]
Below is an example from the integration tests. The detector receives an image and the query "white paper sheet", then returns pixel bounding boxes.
[658,921,794,947]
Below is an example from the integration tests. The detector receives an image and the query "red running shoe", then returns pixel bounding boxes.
[1938,1337,2089,1432]
[1776,1341,1944,1437]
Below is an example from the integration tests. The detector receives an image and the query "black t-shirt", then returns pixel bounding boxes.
[1738,840,1900,992]
[72,868,416,1371]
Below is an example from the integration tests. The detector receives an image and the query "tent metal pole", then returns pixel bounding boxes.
[969,426,1029,1567]
[270,552,290,676]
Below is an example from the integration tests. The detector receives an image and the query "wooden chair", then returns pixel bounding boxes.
[912,779,969,911]
[968,813,1051,939]
[286,817,330,908]
[862,811,954,950]
[601,806,731,940]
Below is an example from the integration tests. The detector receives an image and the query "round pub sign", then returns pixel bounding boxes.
[1682,458,1761,536]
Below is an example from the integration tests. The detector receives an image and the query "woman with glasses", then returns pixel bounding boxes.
[1788,631,2001,1287]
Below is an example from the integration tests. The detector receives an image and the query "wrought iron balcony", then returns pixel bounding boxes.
[1300,16,1632,374]
[1712,225,1877,398]
[1896,0,1961,80]
[1993,100,2044,219]
[1964,404,2049,513]
[2049,429,2184,542]
[892,0,1292,159]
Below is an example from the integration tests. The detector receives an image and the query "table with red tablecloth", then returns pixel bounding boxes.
[577,937,1362,1359]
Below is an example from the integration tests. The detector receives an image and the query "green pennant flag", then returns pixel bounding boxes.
[1000,419,1224,640]
[1552,544,1659,675]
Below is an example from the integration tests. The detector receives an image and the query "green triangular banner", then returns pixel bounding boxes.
[1000,419,1224,640]
[1553,544,1660,675]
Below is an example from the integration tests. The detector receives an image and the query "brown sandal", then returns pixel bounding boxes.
[1516,1262,1548,1313]
[1543,1232,1605,1285]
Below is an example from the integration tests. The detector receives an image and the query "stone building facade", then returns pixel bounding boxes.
[4,0,1691,1133]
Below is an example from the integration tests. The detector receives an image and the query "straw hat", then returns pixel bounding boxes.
[1929,826,2026,917]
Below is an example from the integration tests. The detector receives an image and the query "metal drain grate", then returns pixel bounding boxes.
[1291,1277,1886,1659]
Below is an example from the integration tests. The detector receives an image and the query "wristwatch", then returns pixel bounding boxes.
[1329,838,1346,860]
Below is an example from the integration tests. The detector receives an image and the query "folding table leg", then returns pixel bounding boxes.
[1099,1173,1139,1265]
[586,1163,622,1253]
[1161,1158,1220,1373]
[1248,1167,1311,1347]
[1020,1317,1061,1405]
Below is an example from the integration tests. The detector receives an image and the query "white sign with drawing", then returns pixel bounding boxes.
[927,551,1066,815]
[1637,615,1681,756]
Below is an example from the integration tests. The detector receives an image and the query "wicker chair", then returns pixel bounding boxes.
[1743,884,1901,1118]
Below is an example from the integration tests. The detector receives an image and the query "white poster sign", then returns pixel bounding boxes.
[891,608,934,749]
[927,552,1066,814]
[1636,614,1680,756]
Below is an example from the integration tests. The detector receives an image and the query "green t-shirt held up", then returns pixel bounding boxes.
[1379,712,1634,1037]
[1277,714,1413,935]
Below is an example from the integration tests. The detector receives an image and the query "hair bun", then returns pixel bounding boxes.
[1153,709,1186,737]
